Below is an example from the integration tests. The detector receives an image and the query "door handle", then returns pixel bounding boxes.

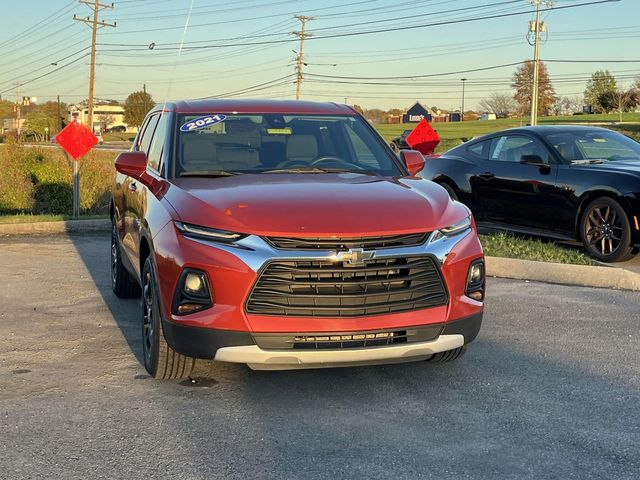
[128,182,137,192]
[478,172,495,180]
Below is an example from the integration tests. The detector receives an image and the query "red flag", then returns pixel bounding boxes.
[405,118,440,155]
[55,119,99,160]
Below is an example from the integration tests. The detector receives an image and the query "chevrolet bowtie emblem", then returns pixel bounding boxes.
[335,248,375,267]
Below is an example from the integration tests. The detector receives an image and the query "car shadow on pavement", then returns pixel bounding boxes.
[69,232,143,365]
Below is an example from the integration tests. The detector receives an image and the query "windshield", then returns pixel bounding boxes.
[174,113,401,177]
[543,130,640,163]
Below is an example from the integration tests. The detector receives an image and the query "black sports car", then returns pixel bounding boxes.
[422,126,640,262]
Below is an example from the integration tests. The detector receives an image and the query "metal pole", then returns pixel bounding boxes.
[461,78,467,122]
[529,1,543,126]
[73,160,80,218]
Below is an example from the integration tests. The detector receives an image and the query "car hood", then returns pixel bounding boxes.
[164,173,467,237]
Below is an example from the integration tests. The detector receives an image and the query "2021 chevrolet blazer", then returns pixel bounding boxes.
[110,99,485,379]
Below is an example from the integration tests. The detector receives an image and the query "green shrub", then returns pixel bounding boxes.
[0,144,116,216]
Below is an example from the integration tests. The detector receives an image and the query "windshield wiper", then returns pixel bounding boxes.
[179,170,241,177]
[262,167,380,175]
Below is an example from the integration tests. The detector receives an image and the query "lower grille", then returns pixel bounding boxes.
[245,255,448,317]
[253,325,443,350]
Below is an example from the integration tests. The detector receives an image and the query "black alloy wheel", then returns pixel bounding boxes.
[141,256,195,379]
[580,197,634,263]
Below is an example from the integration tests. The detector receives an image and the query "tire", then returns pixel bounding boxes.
[580,197,635,263]
[111,218,140,298]
[426,347,466,363]
[141,256,195,379]
[438,182,458,201]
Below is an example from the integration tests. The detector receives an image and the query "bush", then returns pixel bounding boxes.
[0,144,116,216]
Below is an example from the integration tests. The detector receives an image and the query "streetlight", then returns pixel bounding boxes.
[460,78,467,122]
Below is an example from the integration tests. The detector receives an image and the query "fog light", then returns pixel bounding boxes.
[465,259,485,301]
[184,272,205,295]
[172,269,212,315]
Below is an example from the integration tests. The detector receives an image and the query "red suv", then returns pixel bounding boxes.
[111,100,484,379]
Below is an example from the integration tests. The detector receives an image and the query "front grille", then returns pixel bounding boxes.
[264,233,428,250]
[245,255,448,317]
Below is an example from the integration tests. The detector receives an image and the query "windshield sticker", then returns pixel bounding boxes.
[180,114,226,132]
[266,127,292,135]
[592,138,607,143]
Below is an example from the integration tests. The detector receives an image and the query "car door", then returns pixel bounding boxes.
[121,113,160,273]
[474,134,563,231]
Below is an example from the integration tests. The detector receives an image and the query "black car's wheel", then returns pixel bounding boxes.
[438,182,458,201]
[580,197,634,262]
[426,347,466,362]
[141,256,195,379]
[111,218,140,298]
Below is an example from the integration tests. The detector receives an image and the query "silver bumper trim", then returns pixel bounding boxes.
[213,334,464,370]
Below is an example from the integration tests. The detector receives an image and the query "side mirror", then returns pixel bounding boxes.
[520,154,545,165]
[115,151,148,180]
[400,150,425,176]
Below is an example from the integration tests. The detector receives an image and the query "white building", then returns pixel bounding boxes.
[68,103,132,132]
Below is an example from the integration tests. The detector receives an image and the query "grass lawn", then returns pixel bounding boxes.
[0,214,109,224]
[375,112,640,153]
[102,132,136,142]
[480,232,592,266]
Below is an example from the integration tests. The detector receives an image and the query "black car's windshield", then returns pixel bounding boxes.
[543,130,640,163]
[174,113,401,177]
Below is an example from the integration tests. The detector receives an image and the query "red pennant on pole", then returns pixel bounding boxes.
[55,119,99,160]
[405,118,441,155]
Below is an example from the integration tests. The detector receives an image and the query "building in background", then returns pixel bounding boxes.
[402,102,462,124]
[68,103,133,132]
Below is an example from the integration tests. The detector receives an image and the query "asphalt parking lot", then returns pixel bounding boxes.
[1,233,639,479]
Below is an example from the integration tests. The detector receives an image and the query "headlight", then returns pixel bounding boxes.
[432,216,471,241]
[174,221,247,243]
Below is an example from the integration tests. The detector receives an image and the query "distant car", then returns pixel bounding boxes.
[423,125,640,262]
[391,129,413,150]
[108,125,126,133]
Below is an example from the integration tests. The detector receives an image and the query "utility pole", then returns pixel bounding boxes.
[73,0,115,134]
[143,83,148,114]
[57,95,62,132]
[460,78,467,122]
[528,0,552,126]
[293,15,313,100]
[14,83,21,141]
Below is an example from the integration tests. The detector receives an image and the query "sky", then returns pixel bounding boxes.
[1,0,639,111]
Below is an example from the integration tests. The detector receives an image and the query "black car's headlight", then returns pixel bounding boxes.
[174,221,247,243]
[431,216,471,241]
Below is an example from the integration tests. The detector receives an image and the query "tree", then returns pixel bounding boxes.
[512,60,557,116]
[584,70,617,113]
[97,113,116,131]
[0,99,14,120]
[598,88,639,121]
[123,90,154,128]
[478,93,517,118]
[552,95,583,116]
[22,101,68,139]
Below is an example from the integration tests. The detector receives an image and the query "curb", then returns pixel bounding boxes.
[486,256,640,292]
[0,219,110,236]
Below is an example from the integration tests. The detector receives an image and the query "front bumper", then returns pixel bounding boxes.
[162,311,482,366]
[215,334,464,370]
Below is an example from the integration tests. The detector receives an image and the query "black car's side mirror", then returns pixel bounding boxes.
[520,154,546,166]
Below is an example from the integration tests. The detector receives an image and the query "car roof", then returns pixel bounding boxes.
[153,99,355,115]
